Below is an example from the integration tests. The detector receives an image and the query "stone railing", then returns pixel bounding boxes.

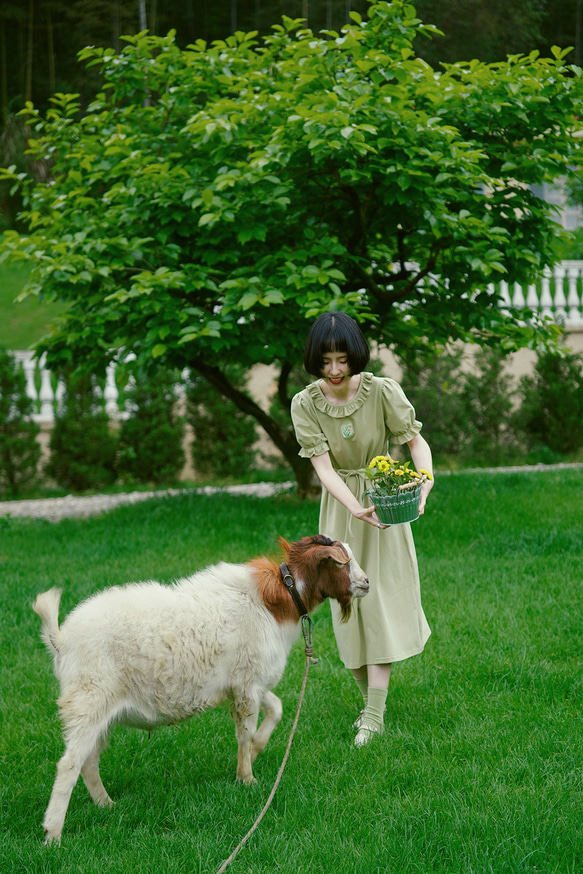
[493,261,583,328]
[12,352,124,425]
[10,261,583,424]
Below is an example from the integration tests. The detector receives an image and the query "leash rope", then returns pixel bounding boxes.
[216,618,317,874]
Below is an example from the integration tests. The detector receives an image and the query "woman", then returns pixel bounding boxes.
[290,312,433,747]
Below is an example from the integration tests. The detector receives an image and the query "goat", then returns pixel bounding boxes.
[33,534,369,844]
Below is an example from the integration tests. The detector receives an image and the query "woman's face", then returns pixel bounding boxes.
[320,350,351,387]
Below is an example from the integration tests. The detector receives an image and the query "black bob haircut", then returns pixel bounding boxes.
[303,312,370,376]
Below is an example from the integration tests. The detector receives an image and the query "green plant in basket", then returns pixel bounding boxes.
[361,456,433,524]
[362,455,432,495]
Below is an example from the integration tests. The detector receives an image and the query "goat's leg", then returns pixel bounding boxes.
[250,691,283,764]
[81,736,113,808]
[231,697,259,784]
[43,724,107,845]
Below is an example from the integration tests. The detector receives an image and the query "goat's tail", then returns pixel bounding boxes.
[33,587,63,658]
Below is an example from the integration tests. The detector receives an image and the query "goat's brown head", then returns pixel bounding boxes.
[281,534,369,621]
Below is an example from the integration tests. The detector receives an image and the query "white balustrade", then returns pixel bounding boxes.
[10,351,124,425]
[495,260,583,328]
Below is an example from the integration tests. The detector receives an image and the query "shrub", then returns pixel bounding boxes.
[0,348,41,497]
[459,347,519,464]
[400,347,519,465]
[186,366,258,479]
[117,368,185,485]
[45,372,117,491]
[399,348,470,459]
[515,344,583,456]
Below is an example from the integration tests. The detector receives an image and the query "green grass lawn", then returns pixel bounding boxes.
[0,256,65,349]
[1,469,582,873]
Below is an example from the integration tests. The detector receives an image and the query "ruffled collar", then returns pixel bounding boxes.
[306,371,374,418]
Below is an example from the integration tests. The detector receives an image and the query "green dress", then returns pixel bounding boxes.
[290,372,431,668]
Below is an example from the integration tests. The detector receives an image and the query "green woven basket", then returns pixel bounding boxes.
[366,482,422,525]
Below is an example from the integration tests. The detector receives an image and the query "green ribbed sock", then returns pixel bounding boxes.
[362,686,388,732]
[354,675,368,707]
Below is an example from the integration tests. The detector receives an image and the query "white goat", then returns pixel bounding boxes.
[33,534,369,844]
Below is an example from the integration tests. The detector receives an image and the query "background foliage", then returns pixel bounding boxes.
[0,347,41,497]
[186,366,260,479]
[2,1,582,494]
[44,373,118,492]
[401,343,583,467]
[1,0,578,131]
[117,367,185,485]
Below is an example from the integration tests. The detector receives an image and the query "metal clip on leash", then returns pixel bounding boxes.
[301,614,318,665]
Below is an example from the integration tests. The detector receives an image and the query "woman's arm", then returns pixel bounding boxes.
[407,433,434,514]
[310,452,382,527]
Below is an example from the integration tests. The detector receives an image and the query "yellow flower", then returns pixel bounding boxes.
[418,468,433,480]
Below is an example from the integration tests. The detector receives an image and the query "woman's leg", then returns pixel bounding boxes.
[354,663,392,747]
[367,663,391,690]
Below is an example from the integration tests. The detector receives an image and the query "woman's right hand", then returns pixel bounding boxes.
[354,504,390,529]
[310,453,390,528]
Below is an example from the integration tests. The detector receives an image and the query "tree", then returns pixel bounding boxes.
[1,1,579,140]
[1,1,582,495]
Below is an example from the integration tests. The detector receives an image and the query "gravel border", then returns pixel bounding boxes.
[0,462,581,522]
[0,482,295,522]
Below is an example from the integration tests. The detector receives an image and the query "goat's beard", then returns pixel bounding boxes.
[337,599,352,623]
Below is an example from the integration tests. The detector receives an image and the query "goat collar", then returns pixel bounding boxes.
[280,562,309,618]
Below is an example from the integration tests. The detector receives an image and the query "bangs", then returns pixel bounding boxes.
[303,312,370,376]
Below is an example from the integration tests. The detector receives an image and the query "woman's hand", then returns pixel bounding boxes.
[354,504,391,528]
[418,476,434,515]
[310,453,391,528]
[408,433,434,515]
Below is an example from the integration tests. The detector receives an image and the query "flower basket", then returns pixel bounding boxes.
[360,455,433,526]
[365,481,423,525]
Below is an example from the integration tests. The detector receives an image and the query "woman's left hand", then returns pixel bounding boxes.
[418,477,434,515]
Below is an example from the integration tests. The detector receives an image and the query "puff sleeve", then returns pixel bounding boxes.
[290,391,329,459]
[382,378,422,445]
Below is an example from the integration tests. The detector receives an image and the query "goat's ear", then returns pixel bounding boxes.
[320,544,350,566]
[278,535,292,557]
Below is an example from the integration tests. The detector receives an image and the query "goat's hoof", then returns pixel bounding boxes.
[238,774,257,785]
[43,829,61,847]
[97,795,115,808]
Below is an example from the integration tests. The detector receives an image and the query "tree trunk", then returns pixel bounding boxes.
[113,0,120,51]
[25,0,34,103]
[191,357,318,499]
[47,3,55,97]
[0,18,7,129]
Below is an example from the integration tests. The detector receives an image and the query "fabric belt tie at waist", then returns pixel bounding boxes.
[336,468,366,485]
[337,468,369,500]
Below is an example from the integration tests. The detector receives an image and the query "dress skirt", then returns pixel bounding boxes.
[323,470,431,669]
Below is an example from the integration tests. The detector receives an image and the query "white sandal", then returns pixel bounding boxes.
[354,723,384,748]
